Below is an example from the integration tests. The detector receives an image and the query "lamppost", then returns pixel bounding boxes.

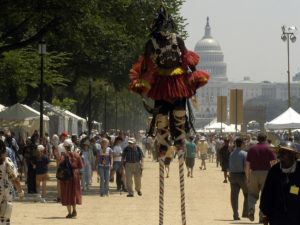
[38,39,46,138]
[281,25,297,108]
[88,78,92,136]
[104,83,109,133]
[115,93,118,132]
[281,25,297,137]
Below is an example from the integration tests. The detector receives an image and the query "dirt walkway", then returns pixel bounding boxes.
[12,157,260,225]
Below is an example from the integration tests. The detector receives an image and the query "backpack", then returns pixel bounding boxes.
[56,153,73,181]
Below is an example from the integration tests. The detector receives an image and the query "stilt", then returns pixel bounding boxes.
[159,157,165,225]
[178,148,186,225]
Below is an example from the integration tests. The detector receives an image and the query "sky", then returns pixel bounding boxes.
[180,0,300,83]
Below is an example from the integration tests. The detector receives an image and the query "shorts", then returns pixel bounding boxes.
[185,158,195,168]
[164,157,172,166]
[201,154,207,160]
[36,173,49,182]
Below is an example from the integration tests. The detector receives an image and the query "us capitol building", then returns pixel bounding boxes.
[194,17,300,128]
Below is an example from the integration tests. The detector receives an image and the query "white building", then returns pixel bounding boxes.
[194,17,300,128]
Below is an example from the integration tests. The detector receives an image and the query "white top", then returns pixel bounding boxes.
[57,143,65,156]
[113,145,123,162]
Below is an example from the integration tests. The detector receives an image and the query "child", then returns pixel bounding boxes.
[33,145,50,203]
[80,140,92,191]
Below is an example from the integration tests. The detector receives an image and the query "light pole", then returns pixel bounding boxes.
[115,93,118,132]
[88,78,92,136]
[38,39,46,138]
[281,25,297,108]
[104,83,109,133]
[281,25,297,137]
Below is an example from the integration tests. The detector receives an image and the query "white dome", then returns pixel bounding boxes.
[194,17,227,82]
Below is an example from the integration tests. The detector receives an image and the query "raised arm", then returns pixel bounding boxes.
[177,36,196,72]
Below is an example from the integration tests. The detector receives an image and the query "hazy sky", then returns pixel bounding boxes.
[181,0,300,83]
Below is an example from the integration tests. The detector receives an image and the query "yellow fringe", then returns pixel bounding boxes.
[156,67,186,76]
[134,79,151,90]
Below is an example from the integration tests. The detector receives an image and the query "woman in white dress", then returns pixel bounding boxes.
[0,140,24,225]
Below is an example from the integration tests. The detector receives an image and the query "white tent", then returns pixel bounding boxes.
[0,103,49,138]
[64,110,87,135]
[0,104,6,112]
[32,101,69,136]
[265,107,300,130]
[204,122,230,131]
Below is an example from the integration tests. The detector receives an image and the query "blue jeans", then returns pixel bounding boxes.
[98,166,110,195]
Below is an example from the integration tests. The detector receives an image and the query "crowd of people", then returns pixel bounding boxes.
[0,129,145,221]
[1,128,299,224]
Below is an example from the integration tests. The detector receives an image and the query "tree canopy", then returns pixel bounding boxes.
[0,0,187,131]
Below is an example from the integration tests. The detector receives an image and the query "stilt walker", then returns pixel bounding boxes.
[129,5,210,225]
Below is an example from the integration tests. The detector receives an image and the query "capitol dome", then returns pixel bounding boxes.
[194,17,228,82]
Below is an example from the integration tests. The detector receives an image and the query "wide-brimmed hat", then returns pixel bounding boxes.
[63,139,73,148]
[83,140,90,146]
[128,138,136,144]
[37,145,45,151]
[270,141,300,159]
[200,136,206,141]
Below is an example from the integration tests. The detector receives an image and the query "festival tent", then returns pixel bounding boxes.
[0,104,6,112]
[64,110,87,135]
[32,101,69,136]
[0,103,49,138]
[265,107,300,130]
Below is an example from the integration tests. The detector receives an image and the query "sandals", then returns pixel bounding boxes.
[72,210,77,217]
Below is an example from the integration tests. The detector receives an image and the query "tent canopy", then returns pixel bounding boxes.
[0,103,49,121]
[265,107,300,130]
[0,104,6,112]
[0,103,49,138]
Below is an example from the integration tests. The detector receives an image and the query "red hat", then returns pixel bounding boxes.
[61,132,68,137]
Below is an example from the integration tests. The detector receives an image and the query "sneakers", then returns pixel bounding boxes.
[40,198,46,203]
[249,208,255,222]
[233,216,240,220]
[137,191,142,196]
[127,193,134,197]
[35,194,41,202]
[66,214,72,218]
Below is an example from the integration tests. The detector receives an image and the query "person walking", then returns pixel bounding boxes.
[198,136,209,170]
[0,140,24,225]
[229,138,248,220]
[185,136,197,178]
[80,140,92,191]
[59,139,83,218]
[121,138,144,197]
[260,141,300,225]
[95,138,113,196]
[111,137,125,191]
[220,139,231,183]
[33,145,50,203]
[245,133,276,222]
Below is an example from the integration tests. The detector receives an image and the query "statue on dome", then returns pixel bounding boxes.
[128,5,210,225]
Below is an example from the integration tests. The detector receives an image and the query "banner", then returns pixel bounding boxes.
[217,96,227,123]
[230,89,243,124]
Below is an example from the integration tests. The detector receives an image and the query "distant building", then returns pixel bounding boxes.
[194,17,300,128]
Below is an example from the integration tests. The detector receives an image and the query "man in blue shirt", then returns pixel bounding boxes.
[229,137,248,220]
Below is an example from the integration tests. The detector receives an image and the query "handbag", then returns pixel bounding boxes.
[56,153,73,181]
[0,201,13,218]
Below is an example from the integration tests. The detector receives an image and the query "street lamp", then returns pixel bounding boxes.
[281,25,297,137]
[281,25,297,108]
[104,83,109,133]
[88,78,92,136]
[38,39,46,139]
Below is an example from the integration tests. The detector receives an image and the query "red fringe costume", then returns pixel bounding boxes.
[129,50,210,102]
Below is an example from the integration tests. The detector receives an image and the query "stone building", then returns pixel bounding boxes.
[194,17,300,128]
